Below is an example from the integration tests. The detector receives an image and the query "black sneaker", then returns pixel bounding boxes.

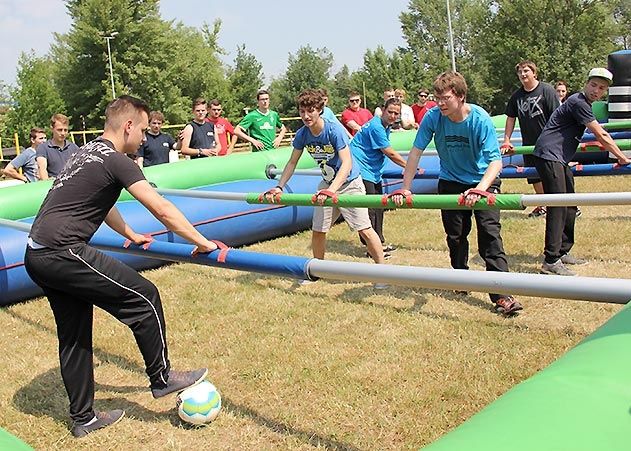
[72,409,125,438]
[151,368,208,399]
[382,244,397,252]
[494,296,523,316]
[575,207,582,218]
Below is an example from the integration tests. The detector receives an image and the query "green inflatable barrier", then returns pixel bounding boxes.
[423,303,631,451]
[0,427,32,450]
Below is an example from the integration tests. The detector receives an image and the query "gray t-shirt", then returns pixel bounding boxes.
[36,139,80,177]
[9,147,38,182]
[534,92,595,164]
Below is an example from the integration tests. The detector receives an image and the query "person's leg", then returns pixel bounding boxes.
[360,180,385,244]
[311,231,327,259]
[559,165,577,257]
[358,227,385,264]
[438,179,471,270]
[534,158,568,264]
[524,154,546,216]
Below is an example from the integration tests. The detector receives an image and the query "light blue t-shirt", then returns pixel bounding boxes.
[350,115,391,184]
[292,118,359,183]
[9,147,38,182]
[413,104,500,184]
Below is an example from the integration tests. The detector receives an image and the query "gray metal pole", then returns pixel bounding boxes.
[521,192,631,207]
[156,188,248,201]
[446,0,457,72]
[307,259,631,304]
[105,35,117,99]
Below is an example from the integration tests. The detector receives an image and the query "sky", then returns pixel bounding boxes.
[0,0,410,87]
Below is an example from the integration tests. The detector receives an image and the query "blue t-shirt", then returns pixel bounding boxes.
[292,118,359,183]
[9,147,38,182]
[534,92,596,164]
[350,116,392,183]
[413,104,500,185]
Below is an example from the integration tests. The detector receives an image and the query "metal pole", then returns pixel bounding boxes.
[103,32,118,99]
[446,0,457,72]
[156,188,248,201]
[307,259,631,304]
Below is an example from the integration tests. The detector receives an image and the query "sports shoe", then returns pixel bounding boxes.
[373,283,389,290]
[560,253,587,265]
[453,290,469,296]
[366,252,392,261]
[151,368,208,399]
[382,244,397,252]
[494,296,523,316]
[299,279,315,285]
[72,409,125,438]
[540,260,576,276]
[575,207,582,218]
[528,206,547,218]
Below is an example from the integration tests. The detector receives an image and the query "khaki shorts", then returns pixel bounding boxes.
[312,177,372,233]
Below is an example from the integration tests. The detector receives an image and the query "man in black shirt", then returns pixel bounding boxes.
[179,98,219,158]
[533,68,630,276]
[25,96,218,438]
[136,110,176,167]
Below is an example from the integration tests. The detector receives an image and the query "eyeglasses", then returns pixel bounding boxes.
[435,94,455,104]
[349,98,361,103]
[418,93,428,98]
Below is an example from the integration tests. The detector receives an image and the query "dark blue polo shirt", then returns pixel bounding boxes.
[36,139,80,177]
[138,132,175,167]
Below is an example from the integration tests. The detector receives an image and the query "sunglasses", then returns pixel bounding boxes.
[349,98,361,103]
[418,93,428,97]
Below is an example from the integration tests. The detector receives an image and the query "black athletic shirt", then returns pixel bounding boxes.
[30,138,145,249]
[505,82,559,145]
[138,132,175,166]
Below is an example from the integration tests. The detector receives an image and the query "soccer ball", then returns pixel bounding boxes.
[176,380,222,425]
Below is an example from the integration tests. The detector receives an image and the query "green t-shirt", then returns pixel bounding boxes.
[238,109,283,151]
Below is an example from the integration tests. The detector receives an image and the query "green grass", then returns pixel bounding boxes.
[1,176,629,450]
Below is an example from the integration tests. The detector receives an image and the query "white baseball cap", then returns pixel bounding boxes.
[588,67,613,84]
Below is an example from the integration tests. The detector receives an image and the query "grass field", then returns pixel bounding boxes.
[1,175,630,450]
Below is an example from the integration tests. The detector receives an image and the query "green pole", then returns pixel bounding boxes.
[245,193,525,210]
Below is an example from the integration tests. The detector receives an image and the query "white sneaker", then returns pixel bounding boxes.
[299,279,315,285]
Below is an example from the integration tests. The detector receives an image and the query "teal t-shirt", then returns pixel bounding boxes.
[413,104,500,184]
[238,109,283,151]
[350,116,391,184]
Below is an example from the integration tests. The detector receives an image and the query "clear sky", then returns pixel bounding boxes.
[0,0,410,87]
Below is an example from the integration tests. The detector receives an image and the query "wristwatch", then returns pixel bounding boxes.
[198,149,202,157]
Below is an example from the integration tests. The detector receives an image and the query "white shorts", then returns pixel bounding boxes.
[312,177,372,233]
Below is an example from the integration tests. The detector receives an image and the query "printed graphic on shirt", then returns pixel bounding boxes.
[444,135,471,152]
[305,143,336,182]
[517,95,544,119]
[51,141,114,191]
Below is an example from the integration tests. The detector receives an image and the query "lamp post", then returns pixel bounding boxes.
[446,0,456,72]
[103,31,118,99]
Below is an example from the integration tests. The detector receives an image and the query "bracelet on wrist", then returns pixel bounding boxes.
[275,185,284,191]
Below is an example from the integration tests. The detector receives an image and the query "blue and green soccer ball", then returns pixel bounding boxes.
[176,380,222,425]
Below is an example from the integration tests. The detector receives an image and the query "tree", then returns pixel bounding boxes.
[53,0,228,129]
[613,0,631,49]
[226,45,264,122]
[480,0,619,113]
[271,46,334,117]
[5,52,66,145]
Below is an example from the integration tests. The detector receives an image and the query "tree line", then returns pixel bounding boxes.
[0,0,628,145]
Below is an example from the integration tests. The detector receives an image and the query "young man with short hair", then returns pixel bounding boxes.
[234,89,286,151]
[264,89,386,276]
[534,68,631,276]
[205,99,236,156]
[502,60,560,218]
[179,98,220,159]
[137,110,176,167]
[36,114,80,180]
[394,71,522,316]
[25,95,218,438]
[2,127,46,182]
[340,91,373,136]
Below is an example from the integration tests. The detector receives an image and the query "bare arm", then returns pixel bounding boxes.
[345,120,362,133]
[178,124,198,157]
[382,146,407,169]
[226,133,236,154]
[274,148,302,189]
[104,206,145,241]
[327,147,353,193]
[2,163,28,182]
[586,120,631,164]
[234,124,264,150]
[273,124,287,148]
[136,157,144,168]
[126,180,217,252]
[502,116,516,146]
[37,156,49,180]
[401,146,423,192]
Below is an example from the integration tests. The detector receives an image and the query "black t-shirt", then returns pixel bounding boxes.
[534,92,596,164]
[505,82,559,145]
[138,132,175,166]
[30,138,145,249]
[189,121,216,158]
